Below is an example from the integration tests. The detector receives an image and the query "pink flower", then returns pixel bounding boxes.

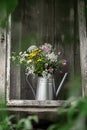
[62,60,67,66]
[45,48,50,53]
[39,43,52,53]
[58,51,61,56]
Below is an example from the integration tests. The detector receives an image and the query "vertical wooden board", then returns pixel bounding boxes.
[0,29,6,99]
[20,0,55,99]
[10,64,21,99]
[20,0,40,48]
[84,39,87,96]
[10,0,40,100]
[73,0,82,95]
[35,0,45,44]
[86,0,87,35]
[78,0,87,96]
[10,21,22,99]
[20,0,39,99]
[73,2,81,74]
[41,0,55,44]
[54,0,75,99]
[10,0,26,99]
[55,0,75,73]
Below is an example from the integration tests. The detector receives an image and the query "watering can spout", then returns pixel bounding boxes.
[55,72,68,98]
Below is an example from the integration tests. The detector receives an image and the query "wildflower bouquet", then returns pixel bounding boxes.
[12,43,67,77]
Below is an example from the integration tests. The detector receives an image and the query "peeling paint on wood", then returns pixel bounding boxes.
[7,99,66,107]
[0,28,6,99]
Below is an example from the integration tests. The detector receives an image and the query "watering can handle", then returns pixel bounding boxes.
[26,74,36,99]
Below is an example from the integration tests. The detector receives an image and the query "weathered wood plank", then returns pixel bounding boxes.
[0,28,6,100]
[6,15,21,100]
[6,107,58,112]
[54,0,76,99]
[7,100,66,107]
[1,107,58,121]
[78,0,87,96]
[6,15,11,102]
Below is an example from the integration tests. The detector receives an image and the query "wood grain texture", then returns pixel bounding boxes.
[78,0,87,96]
[7,99,66,107]
[0,28,6,99]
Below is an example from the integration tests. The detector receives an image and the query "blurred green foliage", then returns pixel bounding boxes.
[0,97,38,130]
[48,97,87,130]
[47,74,85,130]
[0,114,38,130]
[0,101,38,130]
[0,0,18,27]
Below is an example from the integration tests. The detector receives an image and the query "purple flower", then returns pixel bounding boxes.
[45,48,50,53]
[39,43,52,53]
[62,60,67,66]
[49,67,54,73]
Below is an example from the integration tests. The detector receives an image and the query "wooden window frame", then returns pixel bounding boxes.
[6,0,87,107]
[6,15,66,107]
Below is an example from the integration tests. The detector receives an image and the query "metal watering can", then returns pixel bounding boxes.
[26,73,68,100]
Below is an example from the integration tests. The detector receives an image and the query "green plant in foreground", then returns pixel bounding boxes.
[15,115,38,130]
[48,97,87,130]
[0,114,38,130]
[0,115,15,130]
[0,100,38,130]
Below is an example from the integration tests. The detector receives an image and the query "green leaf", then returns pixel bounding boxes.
[28,115,38,123]
[16,116,38,130]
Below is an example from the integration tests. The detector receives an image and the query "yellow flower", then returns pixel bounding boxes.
[33,48,39,52]
[29,48,41,59]
[37,58,42,62]
[29,52,37,58]
[33,48,41,53]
